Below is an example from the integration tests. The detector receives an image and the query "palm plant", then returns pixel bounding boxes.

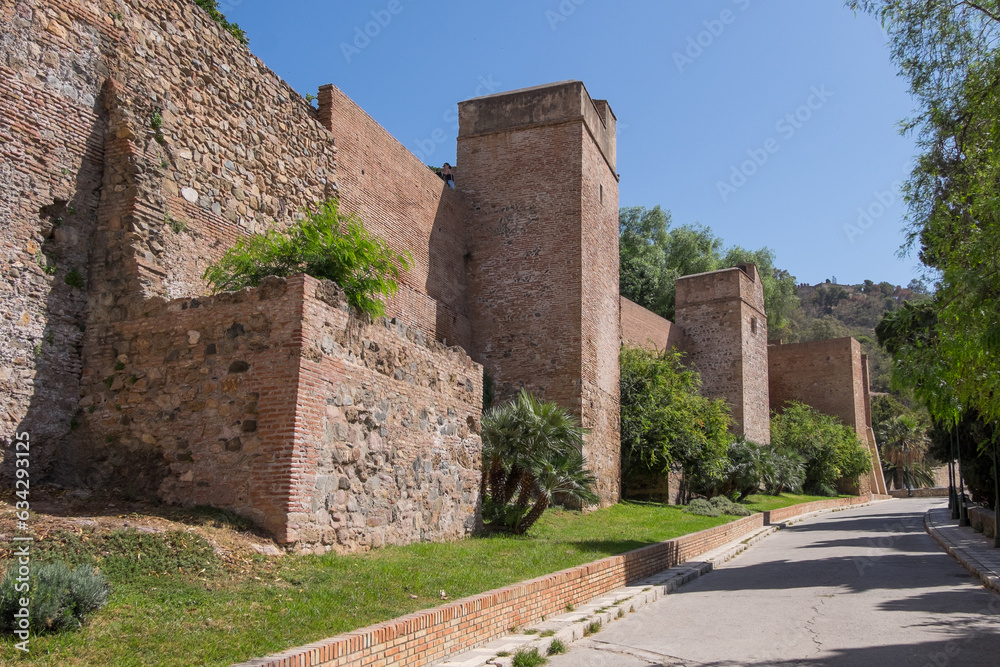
[480,390,596,534]
[877,414,931,490]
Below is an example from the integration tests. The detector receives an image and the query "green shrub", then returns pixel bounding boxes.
[620,346,733,499]
[771,402,871,495]
[203,199,411,320]
[709,495,752,516]
[512,647,547,667]
[481,390,598,534]
[684,498,721,517]
[193,0,249,45]
[715,438,805,498]
[0,562,109,634]
[583,619,602,636]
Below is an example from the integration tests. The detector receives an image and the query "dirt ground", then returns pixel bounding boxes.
[0,486,284,571]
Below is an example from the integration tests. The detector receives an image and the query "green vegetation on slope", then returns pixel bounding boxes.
[0,502,741,666]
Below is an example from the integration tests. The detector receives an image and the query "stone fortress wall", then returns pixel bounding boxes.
[1,0,884,549]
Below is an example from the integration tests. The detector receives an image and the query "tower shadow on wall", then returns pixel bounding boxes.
[4,102,106,490]
[428,174,474,357]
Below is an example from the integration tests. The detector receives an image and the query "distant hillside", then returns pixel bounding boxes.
[773,280,930,393]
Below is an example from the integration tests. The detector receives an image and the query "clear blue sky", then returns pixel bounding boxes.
[224,0,925,288]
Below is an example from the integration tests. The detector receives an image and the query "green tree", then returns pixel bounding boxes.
[619,347,733,498]
[619,205,674,316]
[850,0,1000,428]
[877,414,932,490]
[480,390,598,534]
[203,199,411,319]
[618,207,798,328]
[771,402,872,496]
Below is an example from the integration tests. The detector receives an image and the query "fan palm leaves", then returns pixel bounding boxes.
[480,389,596,534]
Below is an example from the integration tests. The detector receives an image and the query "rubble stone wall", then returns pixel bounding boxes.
[76,275,482,550]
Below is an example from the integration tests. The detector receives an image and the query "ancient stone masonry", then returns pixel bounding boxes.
[3,0,886,548]
[1,0,339,480]
[76,275,482,550]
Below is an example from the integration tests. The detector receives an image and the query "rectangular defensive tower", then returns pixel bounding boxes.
[457,81,621,505]
[674,264,771,444]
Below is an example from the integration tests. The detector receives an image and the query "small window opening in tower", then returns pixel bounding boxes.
[599,184,603,204]
[751,317,758,334]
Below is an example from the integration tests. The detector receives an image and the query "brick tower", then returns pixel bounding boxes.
[457,81,621,505]
[674,265,771,444]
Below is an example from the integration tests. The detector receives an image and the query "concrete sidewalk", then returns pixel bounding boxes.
[926,505,1000,595]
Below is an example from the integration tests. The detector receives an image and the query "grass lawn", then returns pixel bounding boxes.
[0,492,852,666]
[0,502,744,666]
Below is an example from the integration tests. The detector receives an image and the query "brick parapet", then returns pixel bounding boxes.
[620,297,690,354]
[316,85,472,350]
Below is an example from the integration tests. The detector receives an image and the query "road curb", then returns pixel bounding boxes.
[925,509,1000,597]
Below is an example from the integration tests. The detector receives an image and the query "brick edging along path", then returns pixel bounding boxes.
[238,494,880,667]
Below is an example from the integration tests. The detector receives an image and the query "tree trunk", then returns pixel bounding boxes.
[484,456,502,500]
[513,471,536,509]
[501,465,524,504]
[517,495,550,535]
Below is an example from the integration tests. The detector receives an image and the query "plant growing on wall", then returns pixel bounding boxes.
[192,0,249,45]
[203,199,411,319]
[480,390,598,534]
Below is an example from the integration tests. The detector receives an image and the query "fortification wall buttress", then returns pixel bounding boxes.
[674,265,770,444]
[457,81,621,505]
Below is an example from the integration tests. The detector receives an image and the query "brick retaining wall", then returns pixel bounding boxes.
[240,494,881,667]
[763,494,876,524]
[889,487,949,499]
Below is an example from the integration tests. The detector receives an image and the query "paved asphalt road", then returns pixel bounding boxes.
[547,499,1000,666]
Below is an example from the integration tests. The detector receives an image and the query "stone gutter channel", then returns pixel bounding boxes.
[237,496,890,667]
